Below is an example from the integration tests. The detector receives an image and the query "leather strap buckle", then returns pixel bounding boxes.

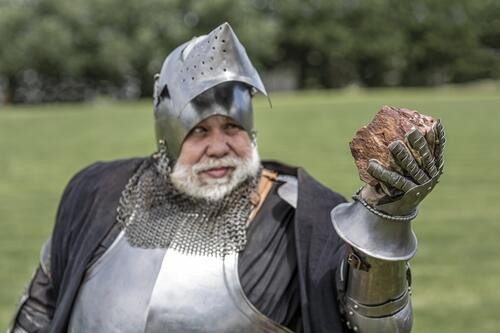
[347,251,371,272]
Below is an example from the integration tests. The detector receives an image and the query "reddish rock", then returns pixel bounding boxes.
[350,105,436,186]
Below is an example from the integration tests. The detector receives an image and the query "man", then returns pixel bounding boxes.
[9,22,445,333]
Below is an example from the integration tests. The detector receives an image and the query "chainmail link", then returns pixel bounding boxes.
[116,158,258,257]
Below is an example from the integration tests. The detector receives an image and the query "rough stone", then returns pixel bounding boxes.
[350,105,436,186]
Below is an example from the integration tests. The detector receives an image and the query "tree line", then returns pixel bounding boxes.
[0,0,499,103]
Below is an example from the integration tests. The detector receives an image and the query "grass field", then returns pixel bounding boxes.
[1,86,500,332]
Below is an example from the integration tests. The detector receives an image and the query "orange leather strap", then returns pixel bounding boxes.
[248,169,278,222]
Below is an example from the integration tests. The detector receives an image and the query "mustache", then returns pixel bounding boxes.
[192,156,241,174]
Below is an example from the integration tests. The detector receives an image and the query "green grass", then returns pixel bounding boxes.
[1,86,500,332]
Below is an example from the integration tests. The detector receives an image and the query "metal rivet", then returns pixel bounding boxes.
[223,68,227,71]
[353,326,358,332]
[416,192,421,197]
[353,304,359,309]
[222,39,225,43]
[428,186,432,191]
[348,311,354,316]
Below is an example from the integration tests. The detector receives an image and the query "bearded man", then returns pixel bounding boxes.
[9,23,445,333]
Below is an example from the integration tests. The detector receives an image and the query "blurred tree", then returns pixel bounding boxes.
[0,0,499,103]
[0,0,278,103]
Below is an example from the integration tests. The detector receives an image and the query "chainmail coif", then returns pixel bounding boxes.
[116,158,259,257]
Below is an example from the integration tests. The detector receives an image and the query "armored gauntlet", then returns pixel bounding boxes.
[331,121,445,332]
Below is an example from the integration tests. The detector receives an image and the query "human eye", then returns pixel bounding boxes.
[224,122,242,132]
[191,126,207,135]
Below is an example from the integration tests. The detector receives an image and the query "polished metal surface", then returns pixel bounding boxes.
[154,22,268,161]
[276,175,298,208]
[155,82,255,161]
[344,299,413,333]
[345,255,409,305]
[145,249,291,333]
[376,176,440,216]
[157,22,267,118]
[344,290,409,318]
[9,326,29,333]
[69,231,290,333]
[8,236,54,333]
[333,200,414,332]
[6,293,28,333]
[68,232,166,333]
[331,201,417,261]
[337,256,413,333]
[39,235,51,277]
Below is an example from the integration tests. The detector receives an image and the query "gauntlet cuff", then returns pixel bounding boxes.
[332,201,415,332]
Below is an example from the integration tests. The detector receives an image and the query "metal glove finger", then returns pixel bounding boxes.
[367,159,417,192]
[425,125,437,154]
[433,120,446,174]
[407,129,439,178]
[389,140,429,184]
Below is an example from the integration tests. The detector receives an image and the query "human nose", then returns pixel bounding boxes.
[206,132,230,158]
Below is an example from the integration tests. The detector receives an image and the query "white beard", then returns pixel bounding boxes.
[169,146,261,202]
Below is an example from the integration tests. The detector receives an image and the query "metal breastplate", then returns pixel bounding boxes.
[68,232,291,333]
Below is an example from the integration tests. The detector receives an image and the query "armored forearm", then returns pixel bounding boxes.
[331,118,445,332]
[332,201,415,333]
[8,237,55,333]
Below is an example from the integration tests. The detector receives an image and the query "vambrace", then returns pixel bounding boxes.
[8,237,55,333]
[331,201,415,333]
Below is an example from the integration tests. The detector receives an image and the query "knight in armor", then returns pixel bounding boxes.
[9,22,445,333]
